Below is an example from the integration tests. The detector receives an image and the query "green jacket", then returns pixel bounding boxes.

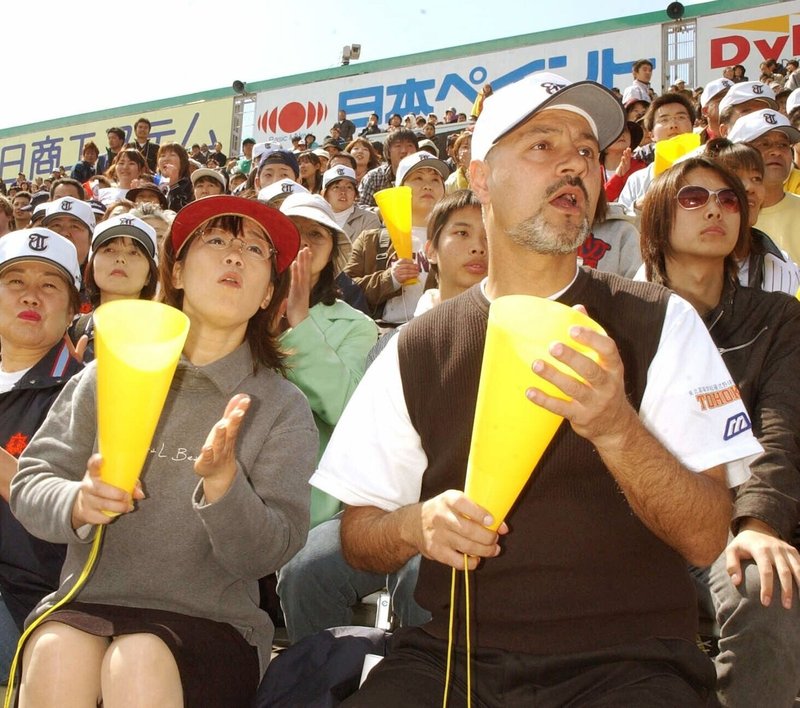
[281,300,378,526]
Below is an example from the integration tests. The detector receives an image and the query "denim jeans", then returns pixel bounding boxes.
[277,516,431,643]
[691,550,800,707]
[0,594,20,684]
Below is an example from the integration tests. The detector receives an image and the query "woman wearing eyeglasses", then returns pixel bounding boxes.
[11,196,318,707]
[640,156,800,708]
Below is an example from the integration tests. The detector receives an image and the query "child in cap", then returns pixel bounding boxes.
[277,192,378,526]
[190,168,227,200]
[69,215,161,362]
[321,165,380,242]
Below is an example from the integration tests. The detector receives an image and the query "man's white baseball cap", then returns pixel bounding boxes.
[700,78,734,108]
[471,72,625,161]
[727,108,800,145]
[718,81,777,115]
[42,196,96,232]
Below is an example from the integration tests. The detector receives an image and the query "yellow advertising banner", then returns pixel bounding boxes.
[0,98,232,184]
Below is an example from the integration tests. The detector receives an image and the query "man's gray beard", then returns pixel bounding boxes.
[505,209,591,255]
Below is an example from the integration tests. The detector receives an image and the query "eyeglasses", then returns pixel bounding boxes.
[198,229,275,262]
[676,186,740,213]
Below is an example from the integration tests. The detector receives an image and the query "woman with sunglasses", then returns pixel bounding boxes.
[640,156,800,708]
[11,196,318,707]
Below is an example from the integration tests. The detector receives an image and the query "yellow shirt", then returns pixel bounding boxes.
[755,192,800,263]
[784,167,800,196]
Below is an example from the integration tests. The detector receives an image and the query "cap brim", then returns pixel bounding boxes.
[126,187,168,208]
[400,158,450,185]
[92,226,157,262]
[170,195,300,273]
[498,81,625,153]
[0,256,79,291]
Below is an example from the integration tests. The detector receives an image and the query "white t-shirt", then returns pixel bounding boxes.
[311,290,761,511]
[0,366,30,394]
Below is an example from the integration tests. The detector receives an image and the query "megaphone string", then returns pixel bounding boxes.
[4,524,106,708]
[441,555,473,708]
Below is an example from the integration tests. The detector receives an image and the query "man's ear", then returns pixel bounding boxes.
[469,159,491,205]
[424,239,437,264]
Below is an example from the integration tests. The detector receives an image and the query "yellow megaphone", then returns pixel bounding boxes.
[93,300,190,513]
[653,132,702,176]
[464,296,606,530]
[374,186,418,285]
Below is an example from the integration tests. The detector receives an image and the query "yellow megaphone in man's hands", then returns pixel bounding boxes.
[374,186,418,285]
[94,300,190,514]
[464,296,606,531]
[653,132,702,176]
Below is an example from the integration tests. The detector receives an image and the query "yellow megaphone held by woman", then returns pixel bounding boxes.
[93,300,190,511]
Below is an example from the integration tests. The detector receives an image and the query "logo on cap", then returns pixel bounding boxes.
[60,200,73,212]
[764,112,778,125]
[28,232,49,252]
[118,217,135,225]
[281,183,294,194]
[753,84,764,95]
[542,82,567,95]
[336,168,345,176]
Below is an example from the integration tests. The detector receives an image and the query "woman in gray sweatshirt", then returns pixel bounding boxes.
[10,196,318,707]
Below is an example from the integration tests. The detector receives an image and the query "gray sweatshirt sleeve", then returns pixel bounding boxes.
[10,365,99,544]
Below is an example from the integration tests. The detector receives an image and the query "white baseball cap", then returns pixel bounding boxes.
[718,81,777,115]
[190,167,227,192]
[727,108,800,145]
[91,214,158,264]
[700,78,734,108]
[322,165,357,192]
[787,88,800,116]
[42,196,96,232]
[394,151,450,187]
[257,178,309,203]
[0,228,81,289]
[279,193,352,275]
[471,71,625,161]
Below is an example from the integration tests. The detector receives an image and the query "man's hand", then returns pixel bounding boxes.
[727,519,800,608]
[525,312,636,449]
[402,490,508,570]
[615,147,632,178]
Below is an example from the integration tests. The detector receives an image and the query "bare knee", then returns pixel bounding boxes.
[20,622,106,708]
[101,633,182,708]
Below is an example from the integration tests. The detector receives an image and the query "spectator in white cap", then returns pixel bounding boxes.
[275,192,378,527]
[783,87,800,195]
[41,196,96,266]
[345,150,448,324]
[718,81,777,138]
[258,178,310,209]
[0,228,83,677]
[699,77,734,142]
[191,168,227,200]
[68,215,160,363]
[729,108,800,261]
[309,71,760,705]
[321,165,380,242]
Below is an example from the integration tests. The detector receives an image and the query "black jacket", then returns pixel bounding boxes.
[0,340,83,628]
[704,279,800,547]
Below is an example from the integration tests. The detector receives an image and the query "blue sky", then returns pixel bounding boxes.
[4,0,705,130]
